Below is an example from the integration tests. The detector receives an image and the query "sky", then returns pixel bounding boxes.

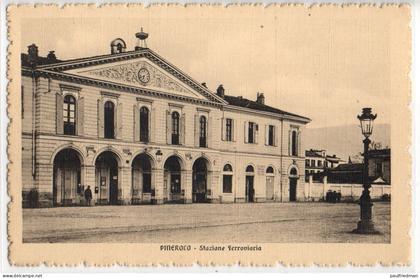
[20,7,394,129]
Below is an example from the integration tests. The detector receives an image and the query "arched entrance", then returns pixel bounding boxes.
[95,151,120,205]
[192,157,210,203]
[132,153,153,204]
[265,166,275,201]
[289,167,298,202]
[245,165,255,202]
[164,156,183,203]
[53,148,82,206]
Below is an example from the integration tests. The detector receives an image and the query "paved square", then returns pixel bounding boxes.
[23,202,390,243]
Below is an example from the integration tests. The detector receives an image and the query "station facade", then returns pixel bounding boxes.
[21,35,310,207]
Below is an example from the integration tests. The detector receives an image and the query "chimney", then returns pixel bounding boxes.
[256,92,265,105]
[216,84,225,98]
[27,44,39,66]
[47,50,57,61]
[201,82,207,88]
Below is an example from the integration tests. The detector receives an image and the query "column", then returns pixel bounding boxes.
[184,169,192,204]
[36,163,54,207]
[153,168,164,204]
[210,171,221,203]
[84,165,96,204]
[120,166,132,205]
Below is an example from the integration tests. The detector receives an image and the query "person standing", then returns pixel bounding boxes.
[84,186,93,206]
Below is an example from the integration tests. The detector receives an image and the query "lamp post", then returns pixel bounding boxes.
[353,107,380,234]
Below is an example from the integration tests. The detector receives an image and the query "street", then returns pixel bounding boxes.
[23,202,390,243]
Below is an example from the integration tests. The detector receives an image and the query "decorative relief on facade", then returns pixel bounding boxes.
[82,61,194,95]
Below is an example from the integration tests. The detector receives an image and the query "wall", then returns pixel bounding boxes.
[304,179,391,201]
[22,73,308,206]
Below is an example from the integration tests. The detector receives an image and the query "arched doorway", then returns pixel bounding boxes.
[289,167,298,202]
[245,165,255,202]
[192,157,210,203]
[132,153,153,204]
[95,151,119,205]
[265,166,275,201]
[164,156,182,203]
[53,148,82,206]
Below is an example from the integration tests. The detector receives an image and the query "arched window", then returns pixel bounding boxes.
[139,106,149,143]
[199,116,207,147]
[246,165,254,173]
[291,130,298,156]
[222,164,233,193]
[63,95,76,135]
[290,167,298,176]
[104,101,115,139]
[223,164,233,172]
[266,166,274,174]
[171,111,180,145]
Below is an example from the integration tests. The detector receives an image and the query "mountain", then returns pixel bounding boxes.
[302,124,390,161]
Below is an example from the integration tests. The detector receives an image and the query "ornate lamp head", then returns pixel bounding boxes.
[357,108,377,138]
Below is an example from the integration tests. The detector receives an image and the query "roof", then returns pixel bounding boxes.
[224,95,310,121]
[305,149,324,158]
[332,163,363,172]
[21,53,62,67]
[22,48,310,121]
[312,163,364,183]
[367,148,390,158]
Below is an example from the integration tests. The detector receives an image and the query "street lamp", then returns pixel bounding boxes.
[353,107,380,234]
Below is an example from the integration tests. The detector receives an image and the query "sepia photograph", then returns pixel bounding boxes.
[6,4,412,266]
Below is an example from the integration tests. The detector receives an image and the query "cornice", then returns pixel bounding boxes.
[224,104,311,124]
[34,49,227,105]
[34,69,223,109]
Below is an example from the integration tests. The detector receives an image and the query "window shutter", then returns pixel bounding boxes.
[207,115,211,148]
[232,119,235,142]
[255,124,259,144]
[166,110,171,144]
[77,97,84,136]
[116,102,123,139]
[180,113,186,145]
[56,93,63,134]
[297,130,302,157]
[288,130,292,155]
[274,126,279,147]
[97,99,104,138]
[244,121,248,143]
[265,125,269,145]
[134,104,140,141]
[194,114,199,147]
[221,117,225,141]
[149,108,156,142]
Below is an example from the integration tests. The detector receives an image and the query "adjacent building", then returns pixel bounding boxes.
[21,32,311,207]
[310,148,391,185]
[305,149,343,180]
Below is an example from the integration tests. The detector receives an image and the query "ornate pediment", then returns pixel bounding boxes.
[71,59,205,99]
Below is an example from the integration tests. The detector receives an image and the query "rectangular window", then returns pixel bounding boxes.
[268,125,275,146]
[64,95,76,135]
[305,159,310,166]
[311,160,315,167]
[317,160,322,167]
[226,118,233,141]
[223,175,233,193]
[248,122,257,143]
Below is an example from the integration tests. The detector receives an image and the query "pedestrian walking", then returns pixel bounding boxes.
[84,185,93,206]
